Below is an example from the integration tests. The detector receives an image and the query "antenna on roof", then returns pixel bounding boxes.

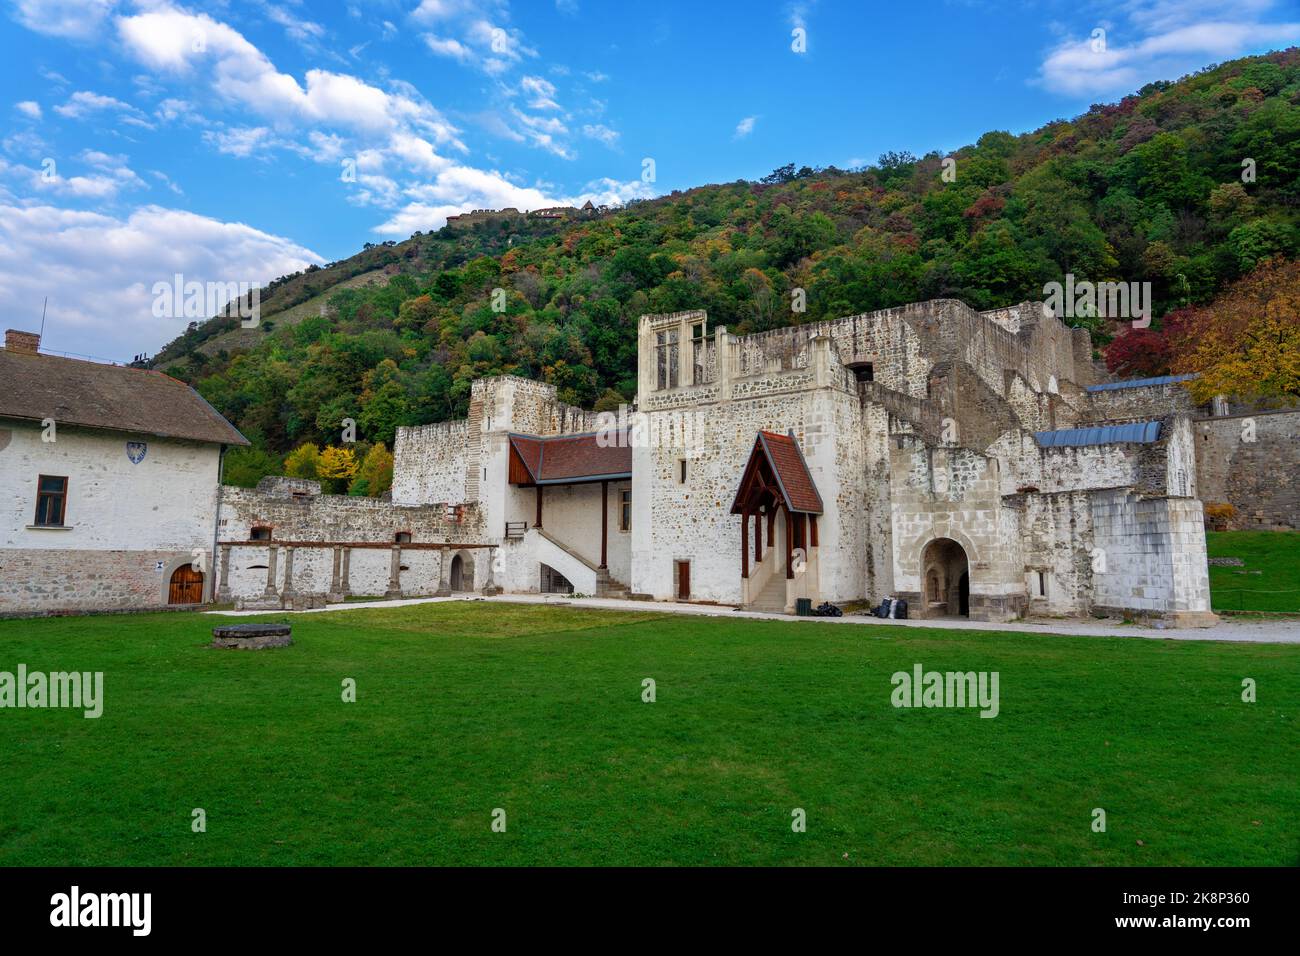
[40,297,48,340]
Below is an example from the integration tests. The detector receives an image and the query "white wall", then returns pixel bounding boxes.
[1,422,221,551]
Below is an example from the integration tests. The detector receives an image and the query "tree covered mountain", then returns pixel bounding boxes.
[152,49,1300,489]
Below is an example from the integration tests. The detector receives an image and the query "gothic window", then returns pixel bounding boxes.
[656,329,679,390]
[691,322,708,384]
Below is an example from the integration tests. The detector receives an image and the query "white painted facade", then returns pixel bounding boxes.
[0,421,225,612]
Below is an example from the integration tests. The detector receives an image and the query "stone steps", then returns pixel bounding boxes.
[748,574,787,613]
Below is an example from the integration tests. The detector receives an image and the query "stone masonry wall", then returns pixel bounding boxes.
[1194,410,1300,529]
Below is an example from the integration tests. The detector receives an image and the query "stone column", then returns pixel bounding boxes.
[481,546,502,596]
[436,548,452,596]
[282,546,296,601]
[263,545,279,596]
[340,547,352,597]
[328,546,343,602]
[385,545,403,599]
[216,545,233,603]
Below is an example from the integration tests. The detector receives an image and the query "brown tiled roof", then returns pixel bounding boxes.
[0,348,249,446]
[730,430,823,514]
[509,430,631,484]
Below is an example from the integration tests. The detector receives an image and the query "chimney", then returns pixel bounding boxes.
[4,329,40,354]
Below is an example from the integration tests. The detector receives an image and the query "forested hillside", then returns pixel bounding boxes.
[153,50,1300,490]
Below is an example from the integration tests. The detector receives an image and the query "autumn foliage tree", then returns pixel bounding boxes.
[1102,327,1171,377]
[350,442,394,498]
[1169,258,1300,405]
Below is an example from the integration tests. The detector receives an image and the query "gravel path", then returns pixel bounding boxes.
[209,593,1300,644]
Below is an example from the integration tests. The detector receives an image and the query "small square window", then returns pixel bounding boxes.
[395,531,412,544]
[249,526,273,541]
[34,475,67,526]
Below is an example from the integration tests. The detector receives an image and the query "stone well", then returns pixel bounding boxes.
[211,622,293,650]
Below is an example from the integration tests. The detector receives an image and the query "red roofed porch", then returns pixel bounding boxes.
[507,430,632,595]
[730,431,824,613]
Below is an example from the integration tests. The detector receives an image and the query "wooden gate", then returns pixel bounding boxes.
[168,564,204,605]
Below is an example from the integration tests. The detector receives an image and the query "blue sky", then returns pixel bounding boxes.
[2,0,1299,360]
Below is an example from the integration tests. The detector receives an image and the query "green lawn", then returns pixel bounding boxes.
[1,602,1296,866]
[1207,531,1300,613]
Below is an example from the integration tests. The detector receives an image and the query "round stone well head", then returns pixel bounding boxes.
[211,622,293,650]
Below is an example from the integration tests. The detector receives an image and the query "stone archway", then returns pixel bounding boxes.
[449,551,475,592]
[921,537,969,618]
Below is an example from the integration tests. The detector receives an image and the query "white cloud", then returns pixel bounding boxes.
[155,97,201,123]
[734,115,757,138]
[264,3,325,47]
[203,126,273,158]
[1038,1,1300,97]
[15,101,42,120]
[0,201,321,359]
[12,0,116,40]
[3,152,145,199]
[53,90,146,121]
[116,8,462,147]
[422,34,473,61]
[581,123,619,148]
[509,107,573,158]
[520,75,560,110]
[787,0,816,31]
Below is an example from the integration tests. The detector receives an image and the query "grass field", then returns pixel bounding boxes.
[1,602,1296,866]
[1207,531,1300,613]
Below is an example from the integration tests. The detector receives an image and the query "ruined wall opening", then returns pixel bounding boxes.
[921,537,969,618]
[449,551,475,591]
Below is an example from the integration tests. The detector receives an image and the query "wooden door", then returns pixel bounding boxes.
[168,565,204,605]
[676,560,690,600]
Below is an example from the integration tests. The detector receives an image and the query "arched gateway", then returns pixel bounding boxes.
[921,538,969,618]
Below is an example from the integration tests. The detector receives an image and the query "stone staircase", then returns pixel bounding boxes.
[532,528,628,597]
[748,574,788,613]
[595,568,630,599]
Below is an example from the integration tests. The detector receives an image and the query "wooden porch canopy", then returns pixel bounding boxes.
[730,431,823,580]
[508,429,631,570]
[507,431,631,487]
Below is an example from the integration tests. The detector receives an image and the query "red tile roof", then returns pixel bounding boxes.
[509,430,632,485]
[730,430,823,514]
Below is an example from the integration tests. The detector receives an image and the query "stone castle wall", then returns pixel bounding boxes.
[1195,410,1300,529]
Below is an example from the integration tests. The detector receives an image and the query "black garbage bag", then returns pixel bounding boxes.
[813,601,843,617]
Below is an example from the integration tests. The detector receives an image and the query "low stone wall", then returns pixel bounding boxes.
[219,486,486,543]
